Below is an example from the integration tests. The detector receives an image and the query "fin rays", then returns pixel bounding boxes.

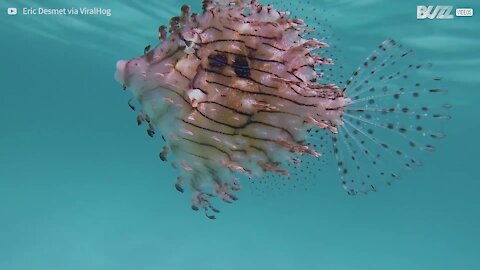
[329,39,450,194]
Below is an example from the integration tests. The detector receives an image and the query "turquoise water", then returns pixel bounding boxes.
[0,0,479,269]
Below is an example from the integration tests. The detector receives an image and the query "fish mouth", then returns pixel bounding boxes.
[114,60,128,86]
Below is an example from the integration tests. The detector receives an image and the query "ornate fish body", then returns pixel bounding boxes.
[115,0,450,219]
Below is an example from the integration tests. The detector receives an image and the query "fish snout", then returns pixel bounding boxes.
[115,60,128,86]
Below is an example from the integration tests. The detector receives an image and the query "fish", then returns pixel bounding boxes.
[114,0,450,218]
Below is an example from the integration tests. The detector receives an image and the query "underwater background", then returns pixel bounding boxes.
[0,0,479,269]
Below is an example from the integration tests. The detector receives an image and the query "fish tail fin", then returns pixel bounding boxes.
[332,39,451,195]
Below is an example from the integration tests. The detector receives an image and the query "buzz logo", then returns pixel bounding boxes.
[417,6,454,19]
